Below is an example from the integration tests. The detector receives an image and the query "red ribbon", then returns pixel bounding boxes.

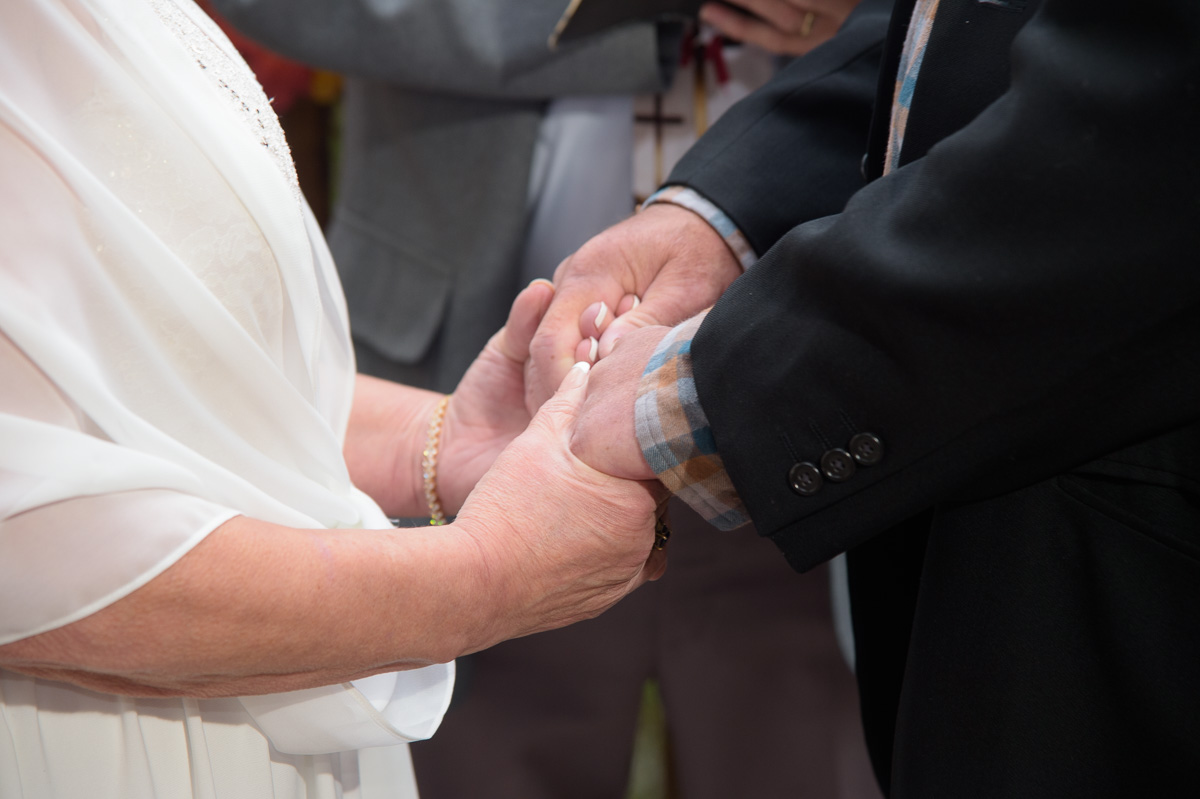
[680,26,730,86]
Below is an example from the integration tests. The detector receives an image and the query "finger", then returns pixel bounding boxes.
[645,499,673,580]
[556,358,591,396]
[623,490,672,587]
[700,3,828,55]
[597,307,659,359]
[578,300,611,340]
[643,546,669,582]
[497,279,555,363]
[782,0,857,24]
[727,0,850,29]
[711,0,805,34]
[532,360,592,435]
[573,336,599,365]
[528,274,633,410]
[615,294,640,317]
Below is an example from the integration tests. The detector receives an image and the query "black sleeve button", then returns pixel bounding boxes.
[848,432,884,466]
[788,462,824,496]
[820,448,857,482]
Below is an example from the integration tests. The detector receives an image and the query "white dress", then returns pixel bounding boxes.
[0,0,452,796]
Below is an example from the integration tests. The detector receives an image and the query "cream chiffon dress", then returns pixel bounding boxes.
[0,0,453,796]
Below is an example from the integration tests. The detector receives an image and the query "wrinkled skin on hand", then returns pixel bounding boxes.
[526,203,741,414]
[453,362,668,648]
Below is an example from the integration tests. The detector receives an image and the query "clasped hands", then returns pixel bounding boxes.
[409,203,739,644]
[453,200,741,499]
[387,0,870,643]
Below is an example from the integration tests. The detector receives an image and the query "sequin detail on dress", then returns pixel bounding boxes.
[146,0,301,202]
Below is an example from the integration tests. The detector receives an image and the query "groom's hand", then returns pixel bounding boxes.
[526,203,741,414]
[569,325,671,483]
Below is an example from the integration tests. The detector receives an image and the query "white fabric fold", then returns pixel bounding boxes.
[0,0,452,793]
[241,662,456,755]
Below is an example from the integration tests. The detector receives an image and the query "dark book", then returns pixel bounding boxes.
[550,0,708,49]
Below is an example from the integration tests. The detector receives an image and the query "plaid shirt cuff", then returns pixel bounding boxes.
[643,186,758,270]
[635,312,750,530]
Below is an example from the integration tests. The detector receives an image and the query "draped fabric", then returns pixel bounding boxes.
[0,0,451,794]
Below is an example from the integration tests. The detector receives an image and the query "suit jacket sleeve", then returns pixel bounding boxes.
[665,0,896,255]
[690,0,1200,570]
[207,0,668,99]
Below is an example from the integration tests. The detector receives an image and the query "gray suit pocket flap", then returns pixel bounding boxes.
[329,220,451,364]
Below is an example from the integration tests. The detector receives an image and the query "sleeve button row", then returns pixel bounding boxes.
[788,433,884,497]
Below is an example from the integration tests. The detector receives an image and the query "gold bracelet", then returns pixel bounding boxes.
[421,395,451,526]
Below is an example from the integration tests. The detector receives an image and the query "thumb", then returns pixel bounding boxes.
[496,279,555,364]
[531,360,592,434]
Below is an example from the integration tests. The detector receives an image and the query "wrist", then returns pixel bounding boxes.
[428,395,474,518]
[640,187,754,272]
[442,511,525,655]
[381,519,507,663]
[345,376,444,518]
[419,394,452,525]
[401,392,448,523]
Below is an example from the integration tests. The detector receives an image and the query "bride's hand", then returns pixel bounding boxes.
[452,362,668,649]
[436,280,555,514]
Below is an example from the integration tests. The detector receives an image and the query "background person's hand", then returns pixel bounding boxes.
[700,0,861,56]
[526,203,741,414]
[454,361,668,648]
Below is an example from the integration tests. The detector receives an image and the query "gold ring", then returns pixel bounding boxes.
[800,10,817,37]
[653,518,671,551]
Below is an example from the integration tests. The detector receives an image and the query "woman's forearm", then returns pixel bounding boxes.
[343,373,440,519]
[0,363,663,699]
[0,514,498,697]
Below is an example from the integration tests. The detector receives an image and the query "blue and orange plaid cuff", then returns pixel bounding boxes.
[642,186,758,270]
[635,312,750,530]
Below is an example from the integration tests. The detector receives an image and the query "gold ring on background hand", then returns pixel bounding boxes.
[654,518,671,551]
[800,10,817,37]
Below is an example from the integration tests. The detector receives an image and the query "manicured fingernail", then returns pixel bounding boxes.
[562,360,591,390]
[630,295,640,309]
[587,337,599,363]
[595,301,608,328]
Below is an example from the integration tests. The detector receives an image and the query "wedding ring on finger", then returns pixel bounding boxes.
[654,518,672,551]
[800,10,817,37]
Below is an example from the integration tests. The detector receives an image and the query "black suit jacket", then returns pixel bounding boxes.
[675,0,1200,794]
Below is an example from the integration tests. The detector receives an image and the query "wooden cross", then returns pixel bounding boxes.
[635,93,684,190]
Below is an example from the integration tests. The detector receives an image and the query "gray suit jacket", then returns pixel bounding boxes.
[211,0,667,390]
